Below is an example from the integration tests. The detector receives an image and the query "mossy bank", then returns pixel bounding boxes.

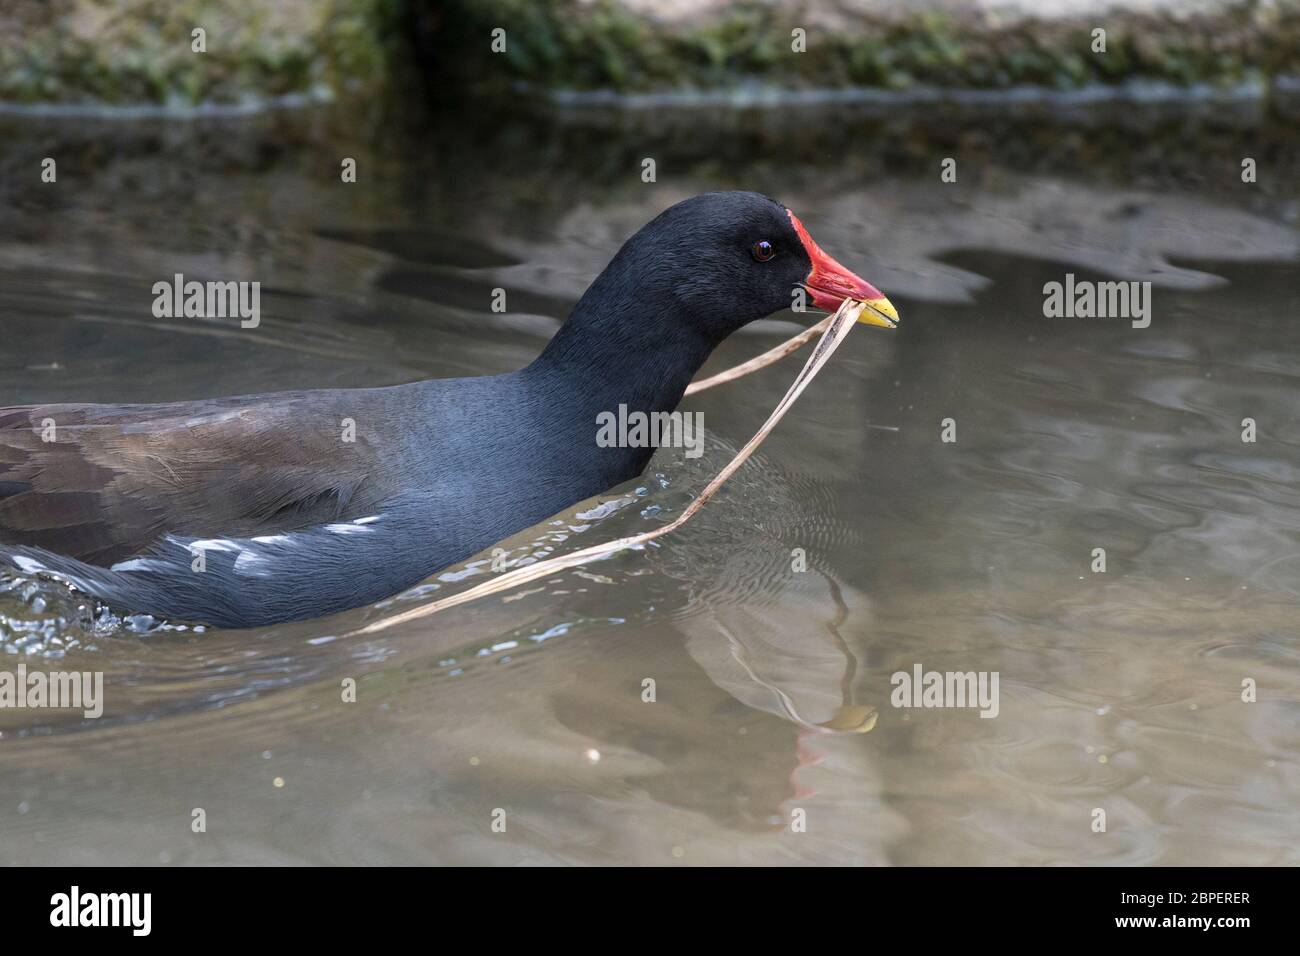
[0,0,405,107]
[419,0,1299,97]
[4,0,1299,107]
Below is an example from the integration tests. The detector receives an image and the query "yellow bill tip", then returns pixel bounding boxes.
[857,296,899,329]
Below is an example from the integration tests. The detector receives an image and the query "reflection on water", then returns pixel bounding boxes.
[0,99,1297,864]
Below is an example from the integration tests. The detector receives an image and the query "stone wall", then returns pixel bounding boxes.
[422,0,1299,95]
[3,0,1297,106]
[0,0,402,106]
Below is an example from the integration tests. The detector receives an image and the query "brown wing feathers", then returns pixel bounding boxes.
[0,398,373,566]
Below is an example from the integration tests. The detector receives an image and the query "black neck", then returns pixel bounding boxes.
[512,290,719,493]
[525,294,716,417]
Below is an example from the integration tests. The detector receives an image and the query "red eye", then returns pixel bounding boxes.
[751,240,775,262]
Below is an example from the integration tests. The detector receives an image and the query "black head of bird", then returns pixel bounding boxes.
[553,191,896,354]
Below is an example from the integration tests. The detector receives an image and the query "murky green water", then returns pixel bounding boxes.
[1,97,1297,864]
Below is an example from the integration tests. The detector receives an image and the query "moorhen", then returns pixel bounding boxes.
[0,191,897,628]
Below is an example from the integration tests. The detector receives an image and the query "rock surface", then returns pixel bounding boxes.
[4,0,1299,108]
[423,0,1298,96]
[0,0,399,106]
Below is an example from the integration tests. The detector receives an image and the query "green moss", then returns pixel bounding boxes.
[423,0,1300,95]
[6,0,1299,105]
[0,0,408,106]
